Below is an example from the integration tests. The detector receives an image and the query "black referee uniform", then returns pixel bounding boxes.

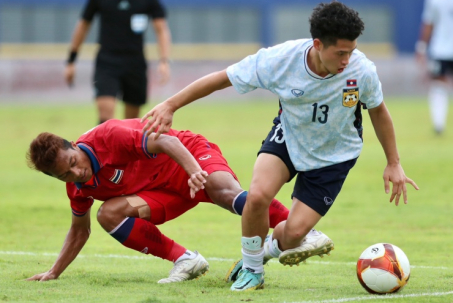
[82,0,167,106]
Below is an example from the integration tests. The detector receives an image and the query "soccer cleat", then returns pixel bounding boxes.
[230,268,264,291]
[158,251,209,284]
[279,230,334,266]
[225,235,273,283]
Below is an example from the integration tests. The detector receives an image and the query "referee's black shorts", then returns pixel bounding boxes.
[94,51,148,106]
[258,115,357,216]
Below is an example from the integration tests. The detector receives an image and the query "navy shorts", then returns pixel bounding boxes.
[258,116,357,216]
[428,59,453,78]
[94,51,148,106]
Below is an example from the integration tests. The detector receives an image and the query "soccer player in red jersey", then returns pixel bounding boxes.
[25,119,289,283]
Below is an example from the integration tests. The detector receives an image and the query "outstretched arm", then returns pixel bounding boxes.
[141,70,232,138]
[368,102,419,205]
[146,134,208,198]
[26,210,91,281]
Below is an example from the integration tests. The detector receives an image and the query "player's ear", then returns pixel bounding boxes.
[71,141,78,149]
[313,38,322,51]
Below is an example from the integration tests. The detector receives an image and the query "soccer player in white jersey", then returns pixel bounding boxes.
[416,0,453,135]
[141,1,419,291]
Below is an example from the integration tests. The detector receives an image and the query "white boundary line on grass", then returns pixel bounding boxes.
[0,251,450,270]
[287,291,453,303]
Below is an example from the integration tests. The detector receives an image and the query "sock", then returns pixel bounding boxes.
[269,198,289,228]
[175,250,197,263]
[109,217,187,262]
[428,81,449,133]
[232,191,289,228]
[241,236,264,273]
[266,233,282,259]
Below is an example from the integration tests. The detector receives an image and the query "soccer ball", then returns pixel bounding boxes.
[356,243,410,294]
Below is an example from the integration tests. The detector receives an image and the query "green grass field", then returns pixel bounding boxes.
[0,98,452,303]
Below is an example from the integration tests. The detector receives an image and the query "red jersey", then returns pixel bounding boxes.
[67,119,222,216]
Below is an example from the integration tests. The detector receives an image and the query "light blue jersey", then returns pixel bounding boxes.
[226,39,383,171]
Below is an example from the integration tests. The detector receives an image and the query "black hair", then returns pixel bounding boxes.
[309,1,364,47]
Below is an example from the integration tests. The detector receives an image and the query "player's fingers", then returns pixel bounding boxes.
[142,116,156,133]
[190,188,195,199]
[25,275,39,281]
[384,176,390,194]
[402,184,408,204]
[394,182,403,206]
[406,177,419,190]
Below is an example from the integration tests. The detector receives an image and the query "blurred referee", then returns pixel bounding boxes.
[64,0,172,124]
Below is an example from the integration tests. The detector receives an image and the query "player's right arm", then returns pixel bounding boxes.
[64,19,92,86]
[26,210,91,281]
[141,70,232,138]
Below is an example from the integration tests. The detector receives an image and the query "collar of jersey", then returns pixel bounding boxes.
[74,143,102,190]
[304,44,336,80]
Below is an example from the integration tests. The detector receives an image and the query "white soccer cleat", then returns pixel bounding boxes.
[279,229,334,266]
[158,251,209,284]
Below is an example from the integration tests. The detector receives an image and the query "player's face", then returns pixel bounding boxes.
[318,38,357,75]
[49,143,93,183]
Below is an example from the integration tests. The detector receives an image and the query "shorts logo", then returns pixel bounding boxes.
[342,88,359,108]
[199,155,211,160]
[140,247,148,254]
[324,197,334,206]
[291,89,304,97]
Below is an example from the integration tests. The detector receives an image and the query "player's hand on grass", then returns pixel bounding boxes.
[64,63,76,87]
[188,170,208,199]
[26,271,58,282]
[383,163,419,206]
[141,101,175,139]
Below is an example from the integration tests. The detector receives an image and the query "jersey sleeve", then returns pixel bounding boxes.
[422,0,436,24]
[67,183,94,216]
[149,0,167,19]
[360,63,384,109]
[226,48,271,94]
[101,123,157,162]
[81,0,98,21]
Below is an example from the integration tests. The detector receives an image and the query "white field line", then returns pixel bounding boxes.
[0,251,450,270]
[286,291,453,303]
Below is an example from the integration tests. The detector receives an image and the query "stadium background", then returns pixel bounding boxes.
[0,0,430,104]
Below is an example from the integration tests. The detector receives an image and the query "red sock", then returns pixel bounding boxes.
[269,198,289,228]
[112,217,187,262]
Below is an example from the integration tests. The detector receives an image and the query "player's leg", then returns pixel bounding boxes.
[229,153,289,291]
[97,193,208,283]
[122,54,147,119]
[276,158,357,266]
[96,96,116,123]
[93,52,121,124]
[428,60,449,134]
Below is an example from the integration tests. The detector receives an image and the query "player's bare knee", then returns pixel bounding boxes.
[246,190,273,209]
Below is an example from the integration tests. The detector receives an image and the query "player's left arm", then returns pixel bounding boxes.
[152,18,171,85]
[368,102,419,206]
[146,133,207,198]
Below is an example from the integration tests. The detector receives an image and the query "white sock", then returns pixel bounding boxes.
[266,234,282,259]
[429,81,449,132]
[242,249,265,273]
[241,236,264,273]
[175,250,196,263]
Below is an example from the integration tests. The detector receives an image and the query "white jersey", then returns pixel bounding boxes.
[422,0,453,60]
[226,39,383,171]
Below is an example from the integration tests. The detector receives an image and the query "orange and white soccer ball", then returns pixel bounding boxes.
[356,243,410,294]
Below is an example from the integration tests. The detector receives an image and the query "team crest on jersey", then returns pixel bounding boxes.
[109,169,124,184]
[342,88,359,107]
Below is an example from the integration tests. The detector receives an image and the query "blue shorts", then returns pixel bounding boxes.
[258,116,357,216]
